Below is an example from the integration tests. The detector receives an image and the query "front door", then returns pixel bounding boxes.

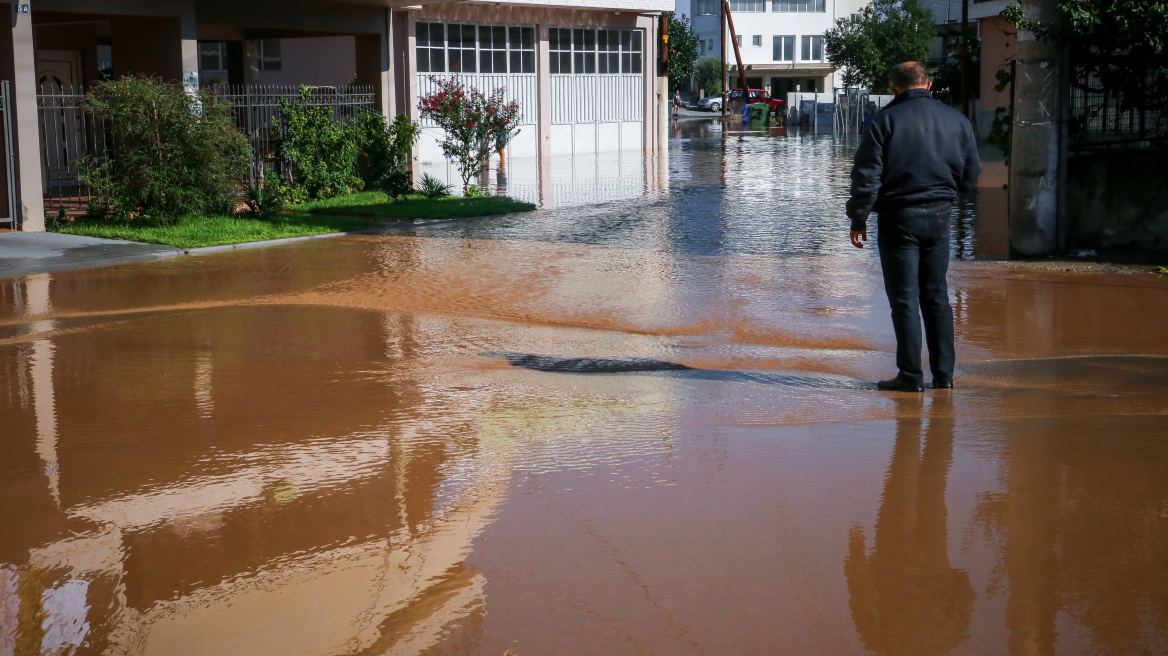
[36,50,84,195]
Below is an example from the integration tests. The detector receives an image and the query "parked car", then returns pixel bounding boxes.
[697,89,785,113]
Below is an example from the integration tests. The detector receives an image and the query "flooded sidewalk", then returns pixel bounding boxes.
[2,129,1168,656]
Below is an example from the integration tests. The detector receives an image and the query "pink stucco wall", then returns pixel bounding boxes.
[979,16,1016,111]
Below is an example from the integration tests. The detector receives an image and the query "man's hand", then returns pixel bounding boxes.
[850,230,868,249]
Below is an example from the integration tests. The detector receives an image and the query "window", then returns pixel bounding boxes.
[552,28,641,74]
[598,29,620,74]
[550,28,572,73]
[446,24,476,72]
[96,44,112,80]
[700,40,706,55]
[735,35,742,47]
[479,25,508,73]
[772,0,825,11]
[801,35,823,61]
[419,23,534,74]
[752,35,762,47]
[200,42,227,72]
[728,0,767,10]
[696,0,719,14]
[509,26,536,73]
[773,35,794,61]
[259,39,281,71]
[416,23,445,72]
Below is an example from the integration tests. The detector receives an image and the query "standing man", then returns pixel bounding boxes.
[847,62,981,392]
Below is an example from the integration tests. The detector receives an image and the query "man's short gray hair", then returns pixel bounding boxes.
[888,62,929,89]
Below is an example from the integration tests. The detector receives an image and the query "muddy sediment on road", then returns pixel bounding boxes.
[2,131,1168,655]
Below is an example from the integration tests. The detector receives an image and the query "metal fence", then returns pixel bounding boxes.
[1068,69,1168,152]
[35,84,378,214]
[208,84,377,182]
[0,81,17,228]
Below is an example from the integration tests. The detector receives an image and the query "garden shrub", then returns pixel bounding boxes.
[358,112,420,201]
[418,173,451,199]
[275,86,359,200]
[418,78,520,193]
[77,76,251,223]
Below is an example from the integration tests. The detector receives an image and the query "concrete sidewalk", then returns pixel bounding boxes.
[0,232,181,279]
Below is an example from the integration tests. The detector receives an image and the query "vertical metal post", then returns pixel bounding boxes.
[2,82,16,229]
[720,4,727,117]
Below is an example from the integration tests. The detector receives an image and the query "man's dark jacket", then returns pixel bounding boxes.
[847,88,981,232]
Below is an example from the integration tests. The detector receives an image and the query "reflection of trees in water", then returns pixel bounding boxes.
[846,396,974,656]
[977,416,1168,656]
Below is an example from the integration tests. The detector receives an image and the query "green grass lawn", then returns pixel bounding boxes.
[54,192,535,249]
[55,213,376,249]
[294,191,536,219]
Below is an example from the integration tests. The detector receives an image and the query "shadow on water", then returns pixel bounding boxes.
[487,351,875,390]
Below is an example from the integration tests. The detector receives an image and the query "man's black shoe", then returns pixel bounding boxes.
[933,380,954,390]
[877,375,924,392]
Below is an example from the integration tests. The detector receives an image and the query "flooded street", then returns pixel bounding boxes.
[3,126,1168,655]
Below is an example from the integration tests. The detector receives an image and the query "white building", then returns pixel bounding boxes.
[683,0,866,96]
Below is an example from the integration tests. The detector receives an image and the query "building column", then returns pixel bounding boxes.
[536,24,551,160]
[1007,0,1062,256]
[12,2,45,231]
[355,13,393,118]
[181,8,198,91]
[638,15,656,154]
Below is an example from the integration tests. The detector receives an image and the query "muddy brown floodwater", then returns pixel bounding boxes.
[3,129,1168,656]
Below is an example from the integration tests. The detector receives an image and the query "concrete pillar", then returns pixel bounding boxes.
[536,23,551,159]
[11,2,45,231]
[180,8,198,92]
[639,16,655,153]
[1007,0,1062,256]
[355,20,392,117]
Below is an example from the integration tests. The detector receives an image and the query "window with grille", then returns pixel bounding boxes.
[801,35,823,61]
[418,24,535,74]
[772,0,825,11]
[259,39,281,71]
[508,26,535,73]
[551,29,642,74]
[696,0,719,14]
[728,0,767,10]
[478,25,508,73]
[416,23,445,72]
[773,35,794,61]
[446,24,476,72]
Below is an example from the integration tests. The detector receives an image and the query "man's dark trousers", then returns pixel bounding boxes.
[877,200,955,387]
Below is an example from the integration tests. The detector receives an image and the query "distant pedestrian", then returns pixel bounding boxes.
[847,62,981,392]
[673,90,682,119]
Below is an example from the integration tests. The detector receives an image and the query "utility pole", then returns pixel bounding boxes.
[720,3,727,117]
[722,1,749,94]
[960,0,969,117]
[1008,0,1063,256]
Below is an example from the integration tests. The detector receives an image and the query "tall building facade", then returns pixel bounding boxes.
[684,0,867,96]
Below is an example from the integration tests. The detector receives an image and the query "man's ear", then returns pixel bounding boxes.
[925,80,933,90]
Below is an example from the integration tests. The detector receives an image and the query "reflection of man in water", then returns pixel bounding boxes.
[845,396,974,656]
[847,62,981,392]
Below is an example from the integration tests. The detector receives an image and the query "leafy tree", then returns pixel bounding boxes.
[77,75,251,222]
[275,87,361,199]
[694,56,724,96]
[1002,0,1168,115]
[418,77,521,193]
[930,26,981,106]
[824,0,935,93]
[667,12,700,90]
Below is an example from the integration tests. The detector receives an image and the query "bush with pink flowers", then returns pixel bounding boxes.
[418,78,521,194]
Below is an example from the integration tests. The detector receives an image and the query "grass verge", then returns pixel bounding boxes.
[54,213,376,249]
[294,191,536,219]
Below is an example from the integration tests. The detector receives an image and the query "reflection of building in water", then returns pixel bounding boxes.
[0,278,506,655]
[0,265,683,655]
[417,150,660,209]
[846,395,975,656]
